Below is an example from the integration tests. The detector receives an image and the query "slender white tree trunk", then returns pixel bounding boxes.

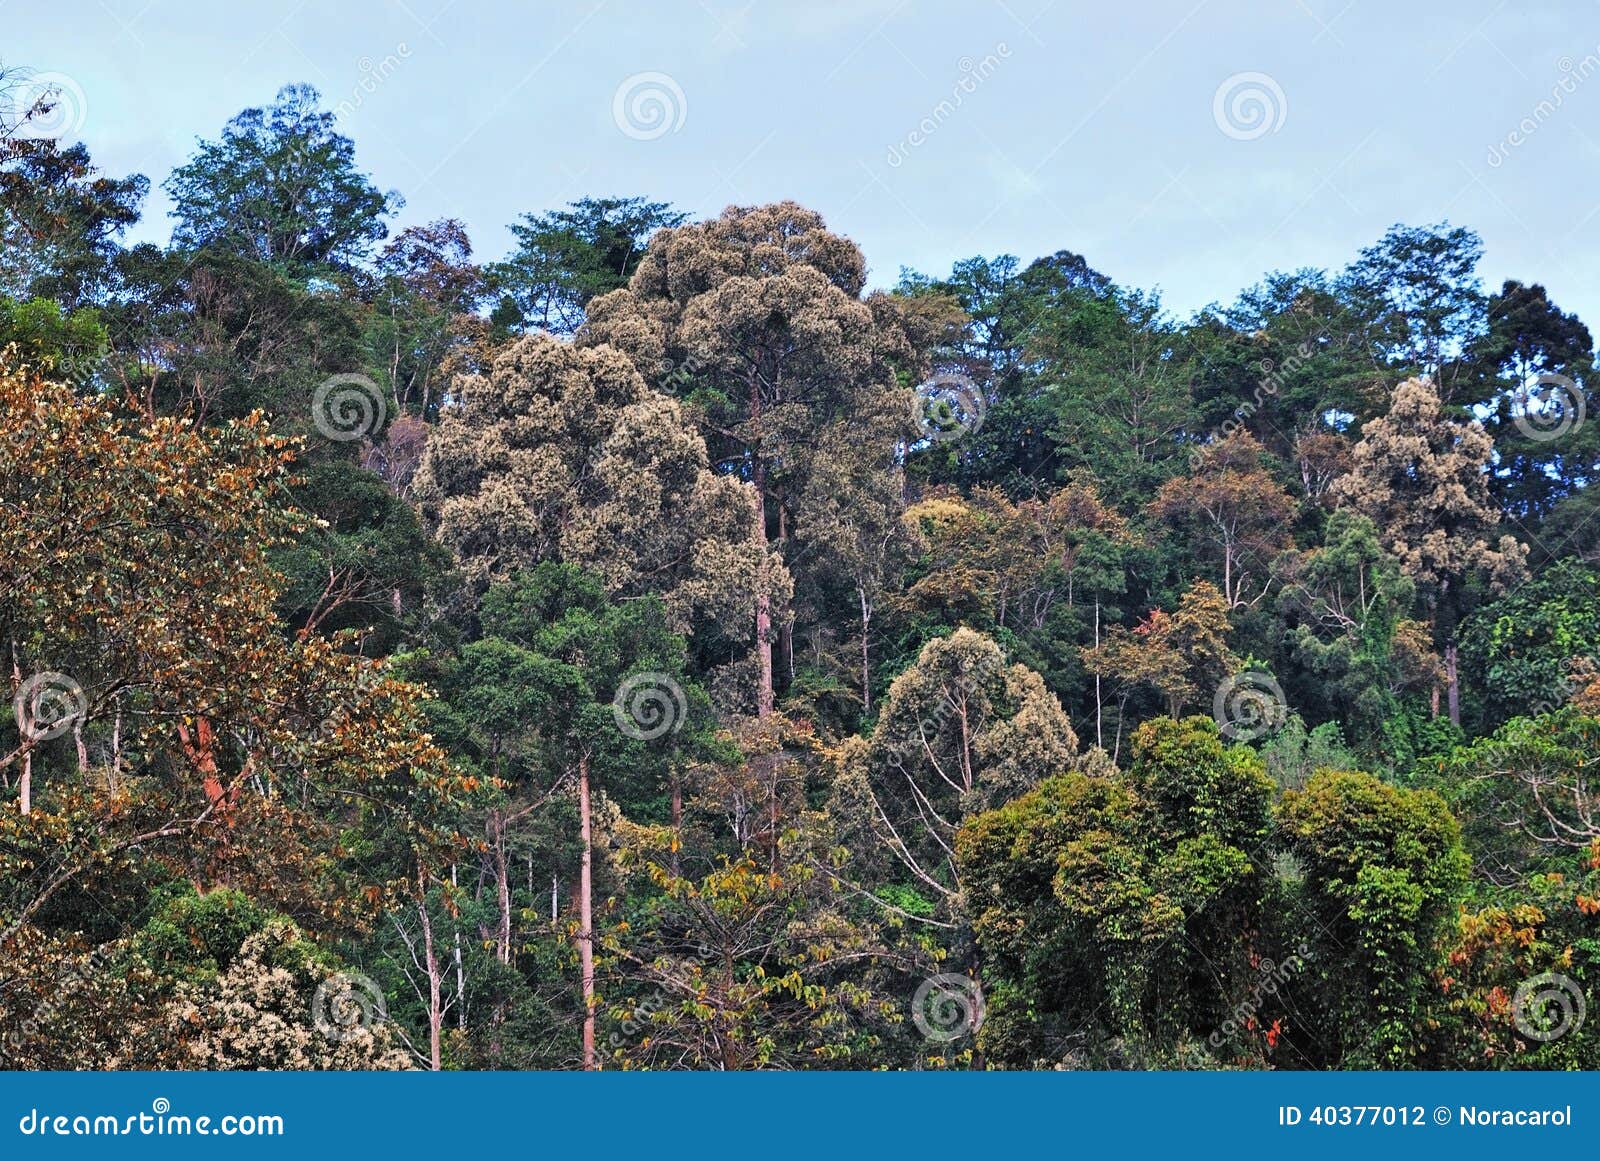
[579,753,597,1070]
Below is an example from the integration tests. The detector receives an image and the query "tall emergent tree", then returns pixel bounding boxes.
[415,331,784,647]
[1330,376,1526,724]
[581,201,925,716]
[164,83,396,274]
[1339,222,1485,396]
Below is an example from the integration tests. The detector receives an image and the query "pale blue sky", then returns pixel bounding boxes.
[10,0,1600,322]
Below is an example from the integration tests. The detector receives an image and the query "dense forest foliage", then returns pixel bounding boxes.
[2,73,1597,1071]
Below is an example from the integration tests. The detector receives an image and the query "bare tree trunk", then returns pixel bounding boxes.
[753,483,774,719]
[1093,600,1103,750]
[957,696,973,792]
[858,583,872,714]
[671,768,683,876]
[720,951,739,1070]
[779,506,794,686]
[1433,594,1459,722]
[491,811,511,965]
[1112,695,1128,765]
[1445,641,1461,727]
[749,378,774,718]
[485,815,511,1060]
[418,869,443,1071]
[110,704,122,793]
[579,752,597,1070]
[768,760,781,872]
[450,863,467,1030]
[16,655,32,814]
